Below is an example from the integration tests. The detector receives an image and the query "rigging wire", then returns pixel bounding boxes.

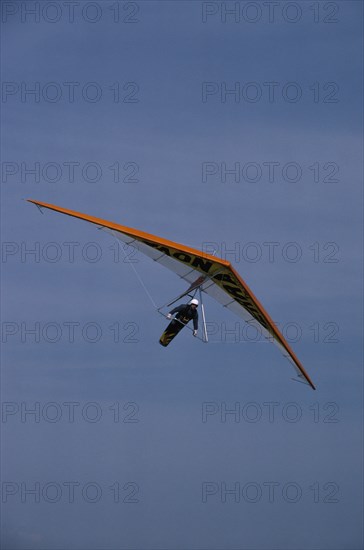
[116,239,159,310]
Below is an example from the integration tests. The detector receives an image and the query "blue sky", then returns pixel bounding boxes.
[1,1,363,549]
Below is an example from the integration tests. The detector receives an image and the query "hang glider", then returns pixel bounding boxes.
[27,199,316,390]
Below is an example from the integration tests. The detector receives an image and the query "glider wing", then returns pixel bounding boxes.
[27,199,315,389]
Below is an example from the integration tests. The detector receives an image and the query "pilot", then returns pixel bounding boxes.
[167,298,199,336]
